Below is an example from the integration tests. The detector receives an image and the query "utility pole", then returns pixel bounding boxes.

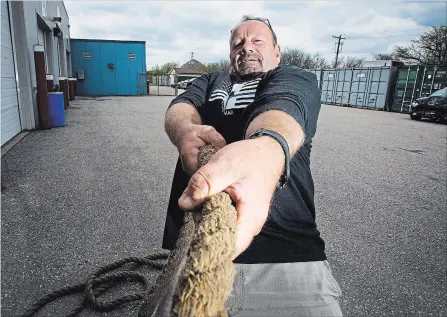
[332,35,346,67]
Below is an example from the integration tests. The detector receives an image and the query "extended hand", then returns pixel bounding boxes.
[178,136,285,259]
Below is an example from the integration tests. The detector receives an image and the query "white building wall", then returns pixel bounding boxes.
[2,1,71,143]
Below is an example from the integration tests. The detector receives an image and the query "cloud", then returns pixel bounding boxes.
[64,1,446,69]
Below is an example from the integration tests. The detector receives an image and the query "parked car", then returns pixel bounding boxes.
[178,80,188,89]
[409,87,447,122]
[186,78,196,88]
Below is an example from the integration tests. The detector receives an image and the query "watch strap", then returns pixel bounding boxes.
[247,128,290,190]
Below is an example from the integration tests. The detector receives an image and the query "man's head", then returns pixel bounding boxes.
[229,15,281,79]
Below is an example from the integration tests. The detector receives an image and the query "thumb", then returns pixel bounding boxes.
[179,155,239,211]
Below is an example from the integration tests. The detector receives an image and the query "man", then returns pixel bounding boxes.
[156,15,343,316]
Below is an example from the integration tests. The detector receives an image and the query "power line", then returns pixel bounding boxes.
[348,34,421,39]
[356,28,428,35]
[332,34,346,67]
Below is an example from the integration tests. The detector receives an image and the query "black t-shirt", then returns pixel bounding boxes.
[162,66,326,264]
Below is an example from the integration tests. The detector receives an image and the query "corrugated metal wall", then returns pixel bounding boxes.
[70,39,146,96]
[318,67,395,110]
[1,0,21,145]
[391,65,447,113]
[309,64,445,112]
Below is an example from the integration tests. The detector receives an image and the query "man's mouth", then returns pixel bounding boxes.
[238,59,258,66]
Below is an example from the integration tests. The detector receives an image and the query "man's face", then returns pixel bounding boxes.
[230,20,281,77]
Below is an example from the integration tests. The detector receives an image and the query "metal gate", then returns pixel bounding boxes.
[146,72,179,96]
[137,72,148,95]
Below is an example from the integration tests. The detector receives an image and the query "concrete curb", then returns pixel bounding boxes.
[1,132,29,158]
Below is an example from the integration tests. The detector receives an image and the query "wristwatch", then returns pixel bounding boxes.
[247,128,291,190]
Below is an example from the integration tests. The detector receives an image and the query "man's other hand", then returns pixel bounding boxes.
[178,124,226,176]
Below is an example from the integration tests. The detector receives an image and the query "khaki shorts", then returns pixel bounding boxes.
[152,260,343,317]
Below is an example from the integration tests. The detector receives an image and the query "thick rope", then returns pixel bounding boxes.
[20,252,168,317]
[172,145,237,317]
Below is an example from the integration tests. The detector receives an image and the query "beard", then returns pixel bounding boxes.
[232,53,265,80]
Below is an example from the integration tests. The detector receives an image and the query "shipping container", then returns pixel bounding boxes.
[321,69,338,104]
[319,66,397,110]
[336,69,353,106]
[304,69,323,89]
[70,39,147,96]
[391,65,447,113]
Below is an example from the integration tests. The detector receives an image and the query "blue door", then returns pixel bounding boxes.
[115,43,130,95]
[101,42,117,95]
[84,42,102,96]
[128,43,145,95]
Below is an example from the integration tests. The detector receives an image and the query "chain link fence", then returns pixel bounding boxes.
[146,72,181,96]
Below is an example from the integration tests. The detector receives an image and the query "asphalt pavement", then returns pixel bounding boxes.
[1,96,446,317]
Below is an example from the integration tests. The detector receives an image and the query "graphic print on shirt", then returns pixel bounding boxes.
[209,78,261,115]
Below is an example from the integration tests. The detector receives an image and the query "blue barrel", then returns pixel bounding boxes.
[48,92,66,127]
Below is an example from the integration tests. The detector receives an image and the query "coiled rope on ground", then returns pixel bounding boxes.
[21,145,236,317]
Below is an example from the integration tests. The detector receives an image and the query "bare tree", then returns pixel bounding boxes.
[371,53,396,61]
[338,56,365,68]
[372,25,447,65]
[204,59,231,73]
[279,48,330,69]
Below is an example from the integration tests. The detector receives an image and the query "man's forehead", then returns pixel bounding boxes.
[231,20,271,37]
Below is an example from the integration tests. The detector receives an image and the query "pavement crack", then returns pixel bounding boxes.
[397,147,424,155]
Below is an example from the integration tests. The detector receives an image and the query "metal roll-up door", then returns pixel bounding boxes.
[1,1,21,145]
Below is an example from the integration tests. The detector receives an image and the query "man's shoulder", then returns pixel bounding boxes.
[267,65,316,78]
[262,66,319,88]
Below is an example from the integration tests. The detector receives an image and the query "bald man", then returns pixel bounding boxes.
[156,15,343,317]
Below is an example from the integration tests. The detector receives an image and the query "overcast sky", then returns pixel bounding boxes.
[64,1,446,69]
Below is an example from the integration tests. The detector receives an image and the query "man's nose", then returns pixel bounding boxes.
[241,41,255,54]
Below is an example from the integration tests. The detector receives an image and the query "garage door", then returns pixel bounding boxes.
[1,1,21,146]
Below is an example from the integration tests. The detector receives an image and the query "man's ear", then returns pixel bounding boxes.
[276,44,281,63]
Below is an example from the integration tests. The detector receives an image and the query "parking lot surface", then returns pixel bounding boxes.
[1,96,446,317]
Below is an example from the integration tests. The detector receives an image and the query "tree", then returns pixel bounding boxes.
[333,56,365,68]
[372,25,447,65]
[148,62,179,76]
[279,48,329,69]
[371,53,396,61]
[204,59,231,73]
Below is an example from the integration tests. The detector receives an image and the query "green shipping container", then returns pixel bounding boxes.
[391,65,447,113]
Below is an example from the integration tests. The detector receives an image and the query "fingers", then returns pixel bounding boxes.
[179,154,239,211]
[178,125,225,176]
[198,126,226,150]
